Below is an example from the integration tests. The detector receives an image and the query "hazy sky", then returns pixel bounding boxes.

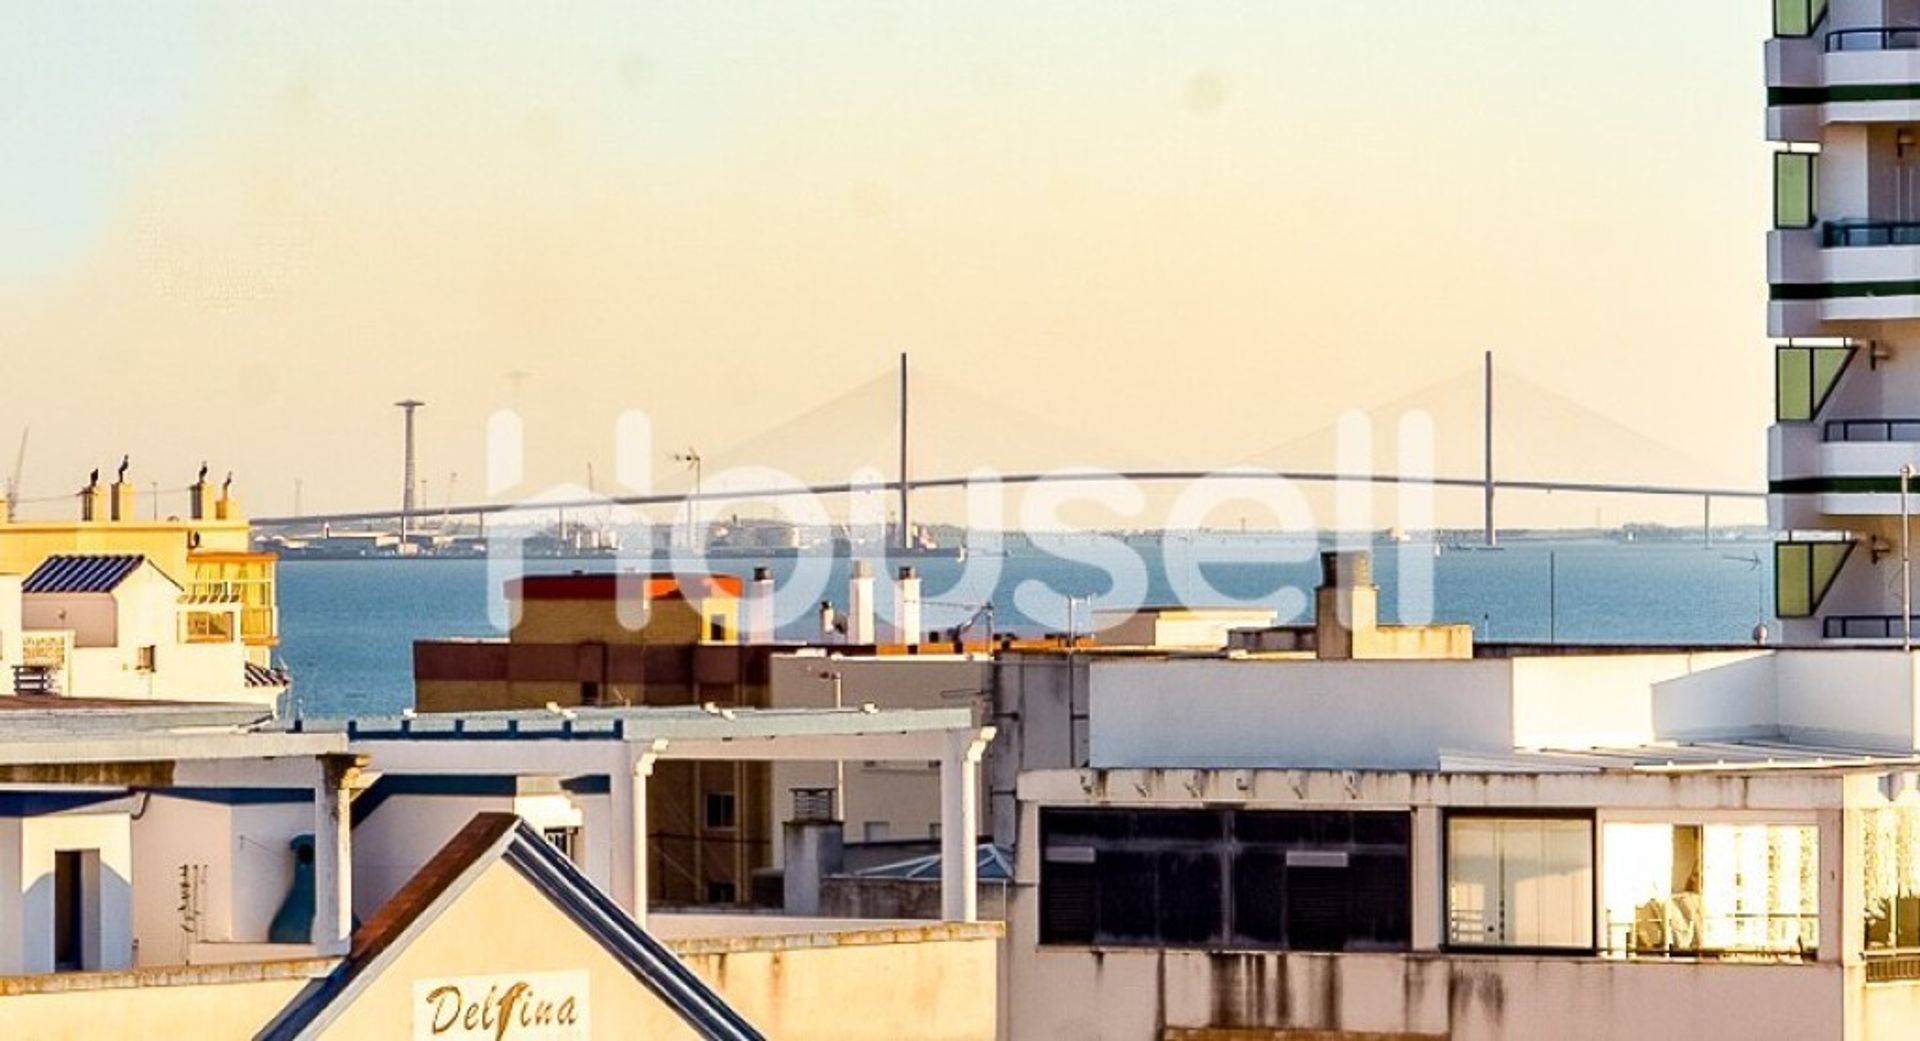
[0,2,1773,528]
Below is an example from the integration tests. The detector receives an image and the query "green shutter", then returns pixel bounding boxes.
[1776,0,1826,37]
[1776,540,1855,618]
[1777,543,1812,617]
[1775,152,1817,229]
[1775,344,1856,422]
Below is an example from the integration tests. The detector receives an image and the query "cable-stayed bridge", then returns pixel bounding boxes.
[252,355,1763,544]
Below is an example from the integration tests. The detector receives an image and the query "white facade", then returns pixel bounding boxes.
[1000,646,1920,1040]
[8,558,278,705]
[1767,0,1920,643]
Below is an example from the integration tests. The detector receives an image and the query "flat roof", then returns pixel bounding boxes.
[295,705,980,743]
[1443,739,1920,775]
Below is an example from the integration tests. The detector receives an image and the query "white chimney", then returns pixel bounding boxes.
[746,566,776,643]
[894,566,922,645]
[847,561,876,645]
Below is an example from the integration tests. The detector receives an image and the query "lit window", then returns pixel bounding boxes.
[1446,815,1593,950]
[1602,822,1817,959]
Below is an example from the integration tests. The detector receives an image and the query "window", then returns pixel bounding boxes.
[1040,808,1411,951]
[707,614,728,641]
[706,880,738,904]
[1447,815,1593,950]
[1775,343,1853,422]
[705,791,737,830]
[1774,0,1827,37]
[1774,151,1818,229]
[1603,822,1818,959]
[1775,540,1854,618]
[863,821,891,843]
[1865,807,1920,965]
[136,645,156,672]
[542,826,581,864]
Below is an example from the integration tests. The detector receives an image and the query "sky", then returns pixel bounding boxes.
[0,2,1774,529]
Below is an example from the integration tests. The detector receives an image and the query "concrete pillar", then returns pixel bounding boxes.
[1411,805,1443,951]
[612,742,665,927]
[894,566,922,645]
[746,567,776,643]
[847,561,876,645]
[311,754,360,954]
[109,481,134,522]
[783,818,845,917]
[940,728,993,923]
[1314,550,1379,660]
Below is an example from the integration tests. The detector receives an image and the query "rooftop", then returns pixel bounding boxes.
[22,554,151,594]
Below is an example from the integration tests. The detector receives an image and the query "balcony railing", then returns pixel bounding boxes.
[1826,27,1920,52]
[12,666,57,696]
[1868,949,1920,983]
[1825,615,1911,640]
[1825,418,1920,442]
[1825,220,1920,247]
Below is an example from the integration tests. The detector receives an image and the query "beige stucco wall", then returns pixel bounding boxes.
[317,859,704,1040]
[674,925,1002,1041]
[0,962,318,1041]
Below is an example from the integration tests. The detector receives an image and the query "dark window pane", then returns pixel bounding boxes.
[1157,851,1225,945]
[1042,862,1097,944]
[1095,851,1159,945]
[1230,850,1288,947]
[1132,809,1225,842]
[1284,866,1351,952]
[1234,810,1314,845]
[1347,851,1412,949]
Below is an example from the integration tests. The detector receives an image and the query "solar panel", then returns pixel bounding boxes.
[22,554,146,594]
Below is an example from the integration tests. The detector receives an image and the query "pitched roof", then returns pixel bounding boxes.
[256,813,764,1041]
[22,554,150,594]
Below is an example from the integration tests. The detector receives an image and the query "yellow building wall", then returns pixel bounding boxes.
[316,860,706,1040]
[0,963,316,1041]
[0,521,252,584]
[511,596,738,646]
[677,932,1001,1041]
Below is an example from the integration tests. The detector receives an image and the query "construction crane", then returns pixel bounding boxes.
[4,429,26,518]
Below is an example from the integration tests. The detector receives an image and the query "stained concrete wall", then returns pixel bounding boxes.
[1002,945,1847,1041]
[661,916,1003,1041]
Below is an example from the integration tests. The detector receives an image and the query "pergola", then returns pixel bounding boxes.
[299,706,996,926]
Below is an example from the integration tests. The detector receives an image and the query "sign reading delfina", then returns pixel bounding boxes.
[413,971,590,1040]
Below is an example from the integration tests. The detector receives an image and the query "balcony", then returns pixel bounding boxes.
[1771,223,1920,330]
[1768,21,1920,137]
[1824,615,1912,640]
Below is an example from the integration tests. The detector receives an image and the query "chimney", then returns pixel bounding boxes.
[894,566,922,645]
[109,456,134,522]
[215,472,240,521]
[846,561,876,645]
[818,601,839,643]
[79,469,106,522]
[745,566,776,643]
[1314,550,1379,661]
[190,463,215,520]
